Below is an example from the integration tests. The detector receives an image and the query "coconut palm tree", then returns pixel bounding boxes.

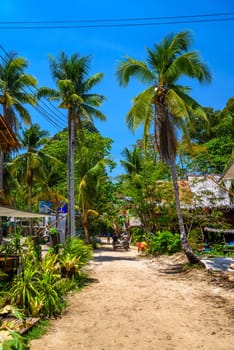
[37,52,106,237]
[120,146,144,176]
[116,31,211,265]
[0,52,37,191]
[79,157,107,244]
[75,142,109,243]
[7,124,51,212]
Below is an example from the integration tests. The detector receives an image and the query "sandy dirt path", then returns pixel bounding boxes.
[30,242,234,350]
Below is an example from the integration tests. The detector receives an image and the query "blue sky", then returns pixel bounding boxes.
[0,0,233,177]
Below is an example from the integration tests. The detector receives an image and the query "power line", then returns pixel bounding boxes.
[31,104,66,131]
[0,45,67,131]
[0,14,233,29]
[0,12,233,24]
[0,44,66,119]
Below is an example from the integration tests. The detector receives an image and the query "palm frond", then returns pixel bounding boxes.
[37,87,59,100]
[126,88,153,131]
[14,104,32,125]
[168,31,193,53]
[166,89,190,120]
[116,57,154,86]
[167,51,212,83]
[19,73,37,87]
[82,104,106,121]
[84,73,105,91]
[87,209,99,217]
[83,93,107,106]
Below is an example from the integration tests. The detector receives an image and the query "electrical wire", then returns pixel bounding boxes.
[0,45,67,130]
[0,17,234,30]
[0,12,233,24]
[0,44,66,118]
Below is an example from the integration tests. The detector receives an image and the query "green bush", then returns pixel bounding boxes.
[7,260,64,318]
[131,227,147,244]
[0,237,93,321]
[60,237,93,266]
[0,331,29,350]
[147,230,181,255]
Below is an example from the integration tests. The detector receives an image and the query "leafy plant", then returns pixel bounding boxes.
[7,253,63,318]
[49,228,57,236]
[40,252,59,274]
[0,232,22,257]
[7,262,41,316]
[61,237,93,266]
[147,231,181,255]
[131,227,147,244]
[49,228,60,253]
[59,253,81,277]
[25,319,49,341]
[0,331,29,350]
[36,270,65,318]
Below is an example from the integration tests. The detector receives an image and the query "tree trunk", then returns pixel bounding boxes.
[83,218,91,245]
[29,175,33,235]
[0,150,3,193]
[0,103,6,193]
[155,103,204,266]
[169,157,204,266]
[67,108,76,237]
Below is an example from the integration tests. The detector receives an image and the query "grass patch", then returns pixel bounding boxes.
[25,319,49,341]
[183,262,204,271]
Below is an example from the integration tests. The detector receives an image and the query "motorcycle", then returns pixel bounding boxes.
[112,236,129,251]
[122,237,129,251]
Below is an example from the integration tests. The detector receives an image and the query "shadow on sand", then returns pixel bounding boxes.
[94,255,137,262]
[158,263,185,274]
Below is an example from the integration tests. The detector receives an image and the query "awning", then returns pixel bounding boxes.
[0,205,50,218]
[0,115,19,151]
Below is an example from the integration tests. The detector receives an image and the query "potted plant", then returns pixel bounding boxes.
[49,227,60,253]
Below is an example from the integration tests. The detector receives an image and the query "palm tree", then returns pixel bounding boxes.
[7,124,50,212]
[38,52,106,237]
[116,31,211,265]
[78,153,107,244]
[0,52,37,191]
[120,146,144,176]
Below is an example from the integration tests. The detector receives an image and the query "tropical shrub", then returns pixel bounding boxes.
[0,330,29,350]
[6,249,64,318]
[59,253,81,278]
[147,231,181,255]
[0,235,93,322]
[57,237,93,280]
[60,237,93,266]
[131,227,147,244]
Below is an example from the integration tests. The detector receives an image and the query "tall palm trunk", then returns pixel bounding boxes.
[67,108,76,237]
[0,150,3,242]
[168,156,203,266]
[0,150,3,193]
[83,217,91,245]
[29,174,33,235]
[0,103,7,193]
[156,104,203,266]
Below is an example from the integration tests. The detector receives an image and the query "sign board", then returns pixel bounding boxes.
[39,201,53,214]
